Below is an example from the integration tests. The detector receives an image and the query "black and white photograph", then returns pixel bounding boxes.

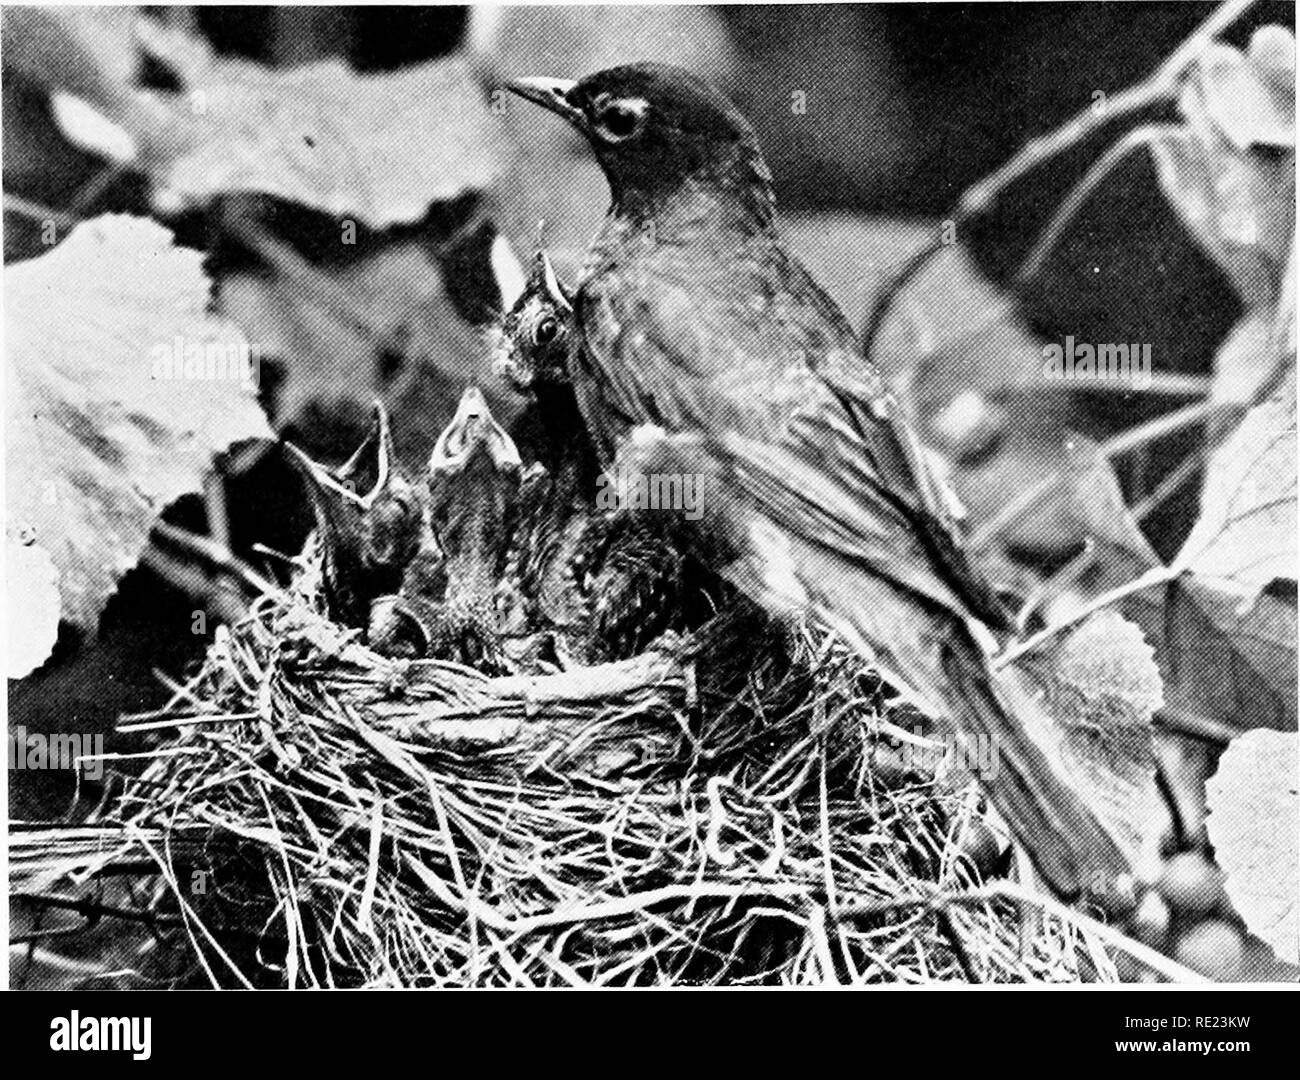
[2,0,1297,1008]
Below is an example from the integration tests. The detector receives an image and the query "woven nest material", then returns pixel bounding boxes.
[11,561,1125,987]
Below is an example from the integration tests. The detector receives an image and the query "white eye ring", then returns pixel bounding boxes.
[592,97,648,142]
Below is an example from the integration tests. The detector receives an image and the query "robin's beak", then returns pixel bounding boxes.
[506,76,585,129]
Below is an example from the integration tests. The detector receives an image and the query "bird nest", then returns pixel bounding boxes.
[12,556,1125,987]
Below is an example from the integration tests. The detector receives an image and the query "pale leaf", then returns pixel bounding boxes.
[1174,378,1297,599]
[1206,729,1299,964]
[4,214,273,630]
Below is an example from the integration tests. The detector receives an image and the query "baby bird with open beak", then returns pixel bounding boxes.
[372,386,523,669]
[285,403,425,631]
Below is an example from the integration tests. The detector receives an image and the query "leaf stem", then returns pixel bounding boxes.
[994,563,1174,668]
[151,521,287,601]
[864,0,1257,388]
[968,398,1228,551]
[960,0,1257,220]
[1014,124,1181,287]
[3,193,77,230]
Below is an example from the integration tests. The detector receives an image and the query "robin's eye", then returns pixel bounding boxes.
[532,316,559,346]
[593,98,648,142]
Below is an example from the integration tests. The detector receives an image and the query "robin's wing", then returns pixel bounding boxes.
[580,252,913,488]
[576,260,972,619]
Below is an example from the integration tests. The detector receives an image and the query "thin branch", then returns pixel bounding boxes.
[1014,124,1181,286]
[1132,448,1206,521]
[967,398,1229,551]
[935,906,981,983]
[1051,372,1213,398]
[861,235,949,368]
[151,521,287,601]
[3,193,77,230]
[960,0,1258,219]
[994,564,1174,668]
[13,890,183,933]
[863,0,1256,400]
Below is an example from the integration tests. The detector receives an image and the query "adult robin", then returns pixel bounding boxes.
[508,63,1129,903]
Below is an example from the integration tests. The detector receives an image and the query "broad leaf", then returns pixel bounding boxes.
[1028,611,1164,863]
[1198,27,1295,154]
[5,539,61,678]
[1174,377,1297,599]
[1212,308,1279,407]
[132,21,506,228]
[1206,728,1299,965]
[1130,577,1297,735]
[1054,440,1296,736]
[4,215,272,641]
[1153,27,1295,306]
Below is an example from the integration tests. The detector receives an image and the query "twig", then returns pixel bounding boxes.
[967,398,1229,551]
[3,193,77,230]
[935,906,981,983]
[994,564,1174,668]
[12,891,183,933]
[1014,124,1182,286]
[68,163,126,218]
[1014,540,1097,635]
[1098,396,1227,458]
[151,521,288,601]
[861,235,949,368]
[1055,372,1213,397]
[1132,448,1206,521]
[863,1,1256,393]
[835,881,1208,983]
[960,0,1257,219]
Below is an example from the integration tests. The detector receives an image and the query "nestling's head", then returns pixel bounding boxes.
[428,386,522,481]
[491,250,576,394]
[286,401,424,574]
[426,386,522,543]
[507,63,772,214]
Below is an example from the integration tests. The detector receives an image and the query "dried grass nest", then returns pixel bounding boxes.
[11,551,1131,987]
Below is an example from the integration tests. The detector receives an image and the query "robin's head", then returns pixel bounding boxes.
[507,63,772,218]
[491,250,576,394]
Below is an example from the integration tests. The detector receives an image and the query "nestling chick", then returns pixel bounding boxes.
[490,247,576,397]
[412,385,524,671]
[494,250,723,668]
[285,403,424,629]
